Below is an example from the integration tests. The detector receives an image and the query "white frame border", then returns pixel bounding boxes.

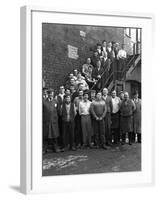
[20,6,155,194]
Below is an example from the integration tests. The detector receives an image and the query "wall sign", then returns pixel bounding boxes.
[67,44,79,59]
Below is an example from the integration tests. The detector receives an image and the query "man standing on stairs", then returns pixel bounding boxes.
[92,60,104,91]
[91,51,99,68]
[102,88,113,146]
[101,51,110,84]
[82,57,94,77]
[117,44,127,80]
[120,92,136,145]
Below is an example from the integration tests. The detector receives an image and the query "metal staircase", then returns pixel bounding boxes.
[90,53,141,94]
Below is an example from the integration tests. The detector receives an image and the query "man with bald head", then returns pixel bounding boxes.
[111,90,121,144]
[102,88,113,146]
[120,92,136,145]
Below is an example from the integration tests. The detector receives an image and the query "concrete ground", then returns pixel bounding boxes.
[42,143,141,176]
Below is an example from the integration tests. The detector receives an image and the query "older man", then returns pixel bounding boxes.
[111,90,121,144]
[92,60,104,91]
[102,88,113,146]
[120,92,136,145]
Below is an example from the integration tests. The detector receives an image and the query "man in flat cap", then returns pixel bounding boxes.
[43,89,60,152]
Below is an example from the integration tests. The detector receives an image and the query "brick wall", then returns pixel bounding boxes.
[42,23,124,93]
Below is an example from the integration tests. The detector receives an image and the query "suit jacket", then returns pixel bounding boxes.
[106,48,115,61]
[102,95,113,113]
[61,102,76,122]
[92,67,104,79]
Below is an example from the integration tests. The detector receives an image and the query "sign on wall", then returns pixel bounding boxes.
[67,45,79,59]
[80,30,86,38]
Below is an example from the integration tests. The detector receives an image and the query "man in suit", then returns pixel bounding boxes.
[55,86,65,147]
[74,90,84,148]
[92,60,104,91]
[102,88,113,146]
[91,51,99,68]
[101,51,110,84]
[111,90,121,144]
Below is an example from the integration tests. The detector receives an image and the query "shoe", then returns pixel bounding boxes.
[60,148,65,152]
[54,148,61,153]
[89,144,93,149]
[102,145,107,150]
[71,147,76,151]
[81,144,87,149]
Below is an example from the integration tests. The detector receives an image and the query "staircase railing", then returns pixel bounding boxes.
[100,53,141,92]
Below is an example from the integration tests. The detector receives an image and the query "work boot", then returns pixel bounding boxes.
[128,132,132,145]
[102,144,107,150]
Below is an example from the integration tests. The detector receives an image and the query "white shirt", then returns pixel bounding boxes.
[111,97,120,113]
[65,103,71,121]
[79,100,91,115]
[117,49,127,59]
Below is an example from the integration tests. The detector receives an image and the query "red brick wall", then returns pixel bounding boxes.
[42,23,124,93]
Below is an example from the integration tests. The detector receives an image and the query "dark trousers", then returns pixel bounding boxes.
[94,119,105,146]
[58,116,63,146]
[105,112,112,145]
[81,115,92,146]
[132,132,136,143]
[111,128,120,144]
[122,132,132,144]
[137,133,141,143]
[74,113,82,146]
[62,121,75,148]
[46,138,58,152]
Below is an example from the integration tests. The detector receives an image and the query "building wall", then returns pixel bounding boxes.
[42,23,124,92]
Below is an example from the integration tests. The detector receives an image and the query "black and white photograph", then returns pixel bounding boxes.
[42,23,142,176]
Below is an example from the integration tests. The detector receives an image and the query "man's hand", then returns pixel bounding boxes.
[96,117,99,120]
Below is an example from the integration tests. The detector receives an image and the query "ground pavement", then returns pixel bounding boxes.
[42,143,141,176]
